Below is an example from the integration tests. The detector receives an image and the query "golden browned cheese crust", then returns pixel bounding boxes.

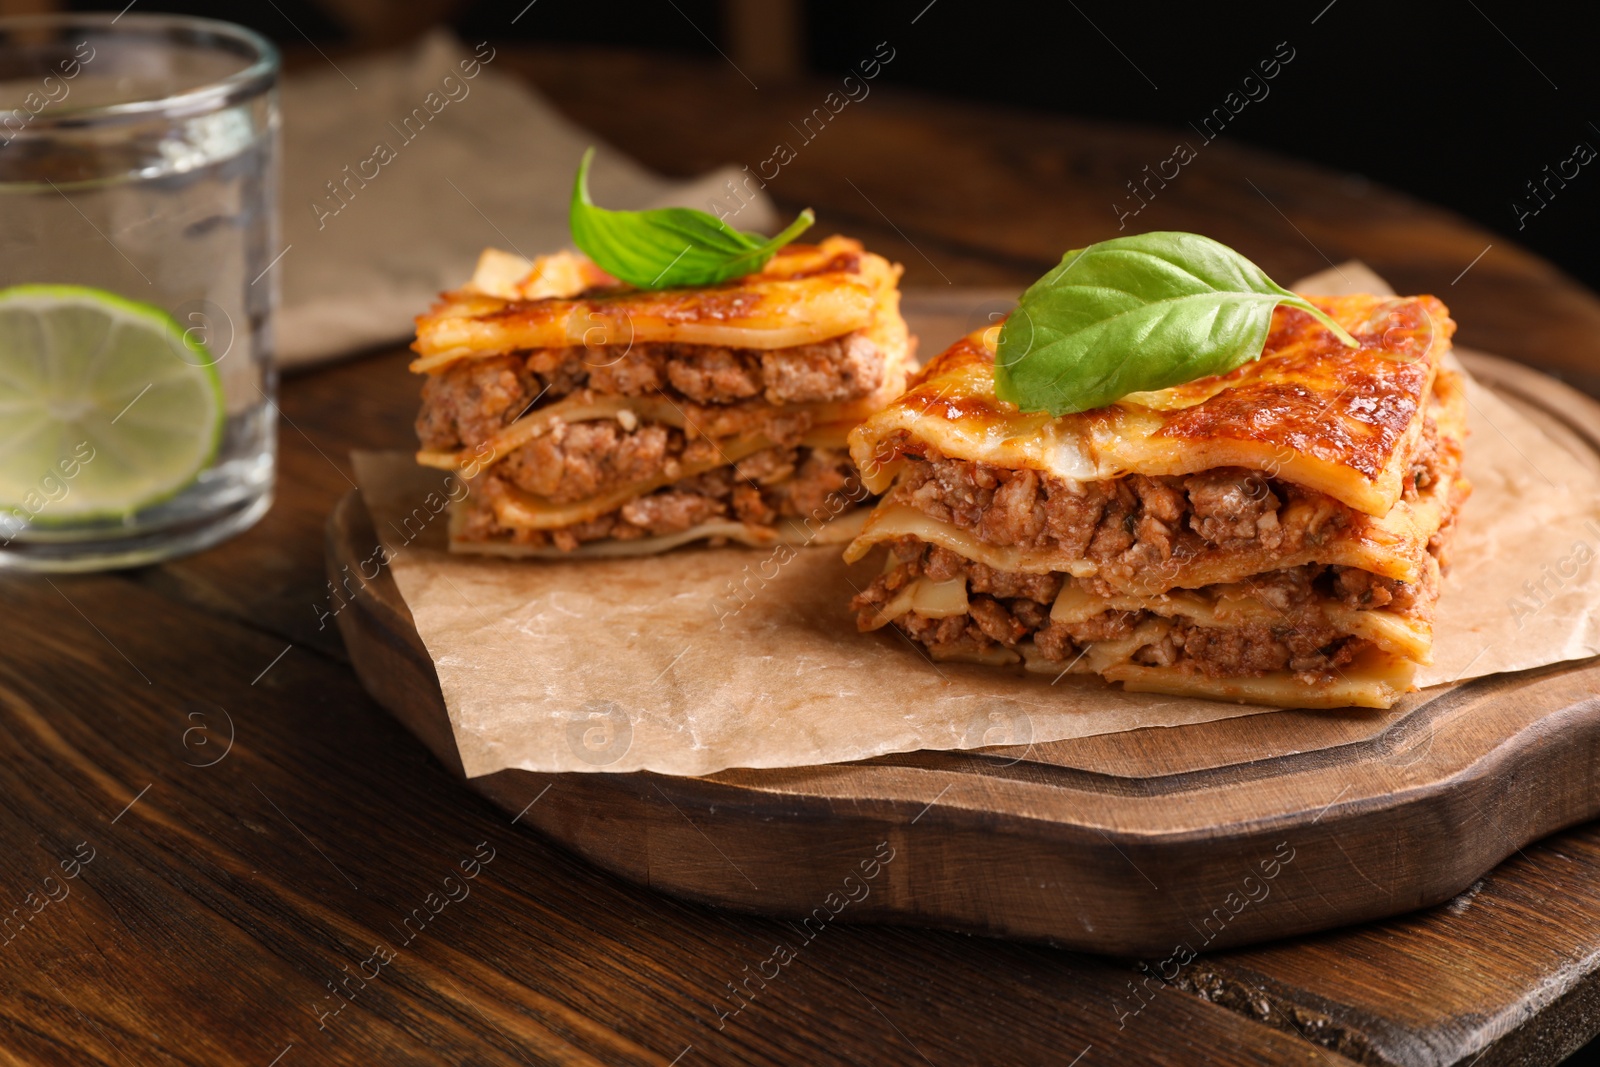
[852,294,1454,517]
[1154,298,1445,481]
[413,237,900,369]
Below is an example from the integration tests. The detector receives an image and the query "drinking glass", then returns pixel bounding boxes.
[0,13,279,570]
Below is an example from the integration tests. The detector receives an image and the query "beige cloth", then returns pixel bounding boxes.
[276,32,775,367]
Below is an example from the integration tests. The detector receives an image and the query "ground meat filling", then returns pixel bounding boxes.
[415,355,536,453]
[898,457,1336,564]
[1327,564,1430,615]
[881,604,1366,682]
[470,408,867,512]
[1184,469,1282,547]
[1403,411,1440,500]
[851,544,1385,682]
[458,447,861,551]
[415,332,883,452]
[891,405,1448,568]
[497,419,715,504]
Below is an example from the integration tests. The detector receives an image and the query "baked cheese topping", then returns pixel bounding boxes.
[852,295,1453,517]
[414,236,899,371]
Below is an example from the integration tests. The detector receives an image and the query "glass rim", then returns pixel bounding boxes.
[0,12,279,128]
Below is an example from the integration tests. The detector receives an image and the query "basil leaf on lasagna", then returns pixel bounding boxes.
[994,231,1358,416]
[568,147,814,289]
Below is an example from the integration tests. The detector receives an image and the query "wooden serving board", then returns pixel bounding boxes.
[328,341,1600,958]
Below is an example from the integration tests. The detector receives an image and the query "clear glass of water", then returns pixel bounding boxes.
[0,14,278,571]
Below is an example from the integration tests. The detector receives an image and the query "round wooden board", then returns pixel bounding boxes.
[328,349,1600,958]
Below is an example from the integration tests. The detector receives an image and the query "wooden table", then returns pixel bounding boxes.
[5,47,1600,1067]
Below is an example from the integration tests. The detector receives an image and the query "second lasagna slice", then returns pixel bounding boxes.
[412,236,912,555]
[846,294,1468,709]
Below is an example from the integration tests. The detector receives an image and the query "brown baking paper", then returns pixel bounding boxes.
[348,268,1600,777]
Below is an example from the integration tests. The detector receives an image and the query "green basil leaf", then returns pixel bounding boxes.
[568,147,814,289]
[994,231,1359,416]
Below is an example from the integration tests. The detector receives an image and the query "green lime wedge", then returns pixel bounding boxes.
[0,285,225,522]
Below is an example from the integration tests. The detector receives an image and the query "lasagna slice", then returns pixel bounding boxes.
[411,236,912,556]
[846,294,1468,709]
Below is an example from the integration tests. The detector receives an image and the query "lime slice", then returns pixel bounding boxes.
[0,285,224,522]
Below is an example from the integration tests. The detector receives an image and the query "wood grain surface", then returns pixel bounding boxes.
[5,45,1600,1067]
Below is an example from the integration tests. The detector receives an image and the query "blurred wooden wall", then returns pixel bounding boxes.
[0,0,807,76]
[725,0,802,83]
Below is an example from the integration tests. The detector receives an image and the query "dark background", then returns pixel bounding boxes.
[59,0,1600,293]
